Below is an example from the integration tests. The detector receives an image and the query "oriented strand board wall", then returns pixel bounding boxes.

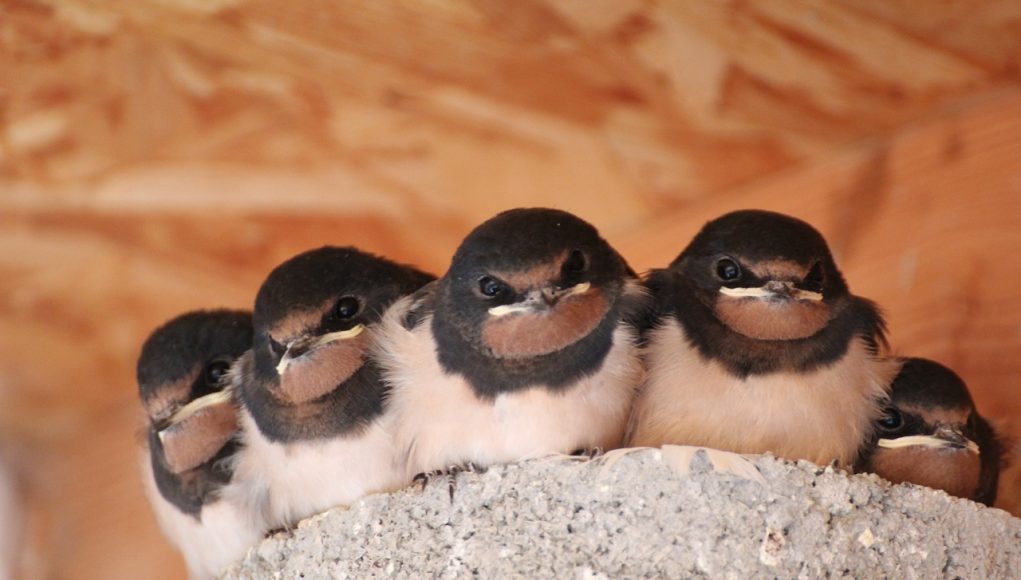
[1,1,1020,578]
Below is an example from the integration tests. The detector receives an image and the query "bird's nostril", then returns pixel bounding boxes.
[936,426,968,447]
[287,340,310,359]
[540,288,559,306]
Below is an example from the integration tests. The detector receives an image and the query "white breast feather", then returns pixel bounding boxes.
[228,407,404,530]
[140,452,261,580]
[627,319,896,467]
[373,291,644,479]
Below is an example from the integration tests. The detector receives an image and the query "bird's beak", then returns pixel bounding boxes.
[719,280,823,302]
[934,425,980,452]
[275,324,365,376]
[877,426,980,454]
[160,388,234,434]
[156,389,239,474]
[488,282,591,317]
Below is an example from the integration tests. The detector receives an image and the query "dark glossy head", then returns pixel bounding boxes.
[432,208,639,397]
[137,309,252,515]
[138,309,252,427]
[250,246,435,405]
[673,209,847,342]
[861,358,1001,505]
[646,209,885,377]
[884,358,975,410]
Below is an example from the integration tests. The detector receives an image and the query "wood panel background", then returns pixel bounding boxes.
[1,1,1020,578]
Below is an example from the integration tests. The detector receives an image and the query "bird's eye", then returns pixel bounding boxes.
[803,261,825,293]
[334,296,360,320]
[478,276,507,298]
[562,250,587,274]
[267,335,285,357]
[203,358,232,388]
[878,408,903,431]
[715,258,742,282]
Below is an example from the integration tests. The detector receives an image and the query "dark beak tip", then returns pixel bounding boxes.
[538,288,559,306]
[948,435,968,446]
[285,334,322,359]
[763,281,792,295]
[934,427,969,448]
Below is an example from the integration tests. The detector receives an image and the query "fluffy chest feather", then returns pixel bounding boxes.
[628,319,895,467]
[231,411,402,529]
[140,453,260,579]
[375,298,643,477]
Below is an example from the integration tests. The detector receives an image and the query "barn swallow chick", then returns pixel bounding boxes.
[627,209,896,467]
[138,309,258,579]
[230,247,434,529]
[375,208,648,480]
[856,357,1002,505]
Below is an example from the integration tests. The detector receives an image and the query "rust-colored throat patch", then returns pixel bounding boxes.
[714,291,830,341]
[275,332,367,405]
[482,285,609,359]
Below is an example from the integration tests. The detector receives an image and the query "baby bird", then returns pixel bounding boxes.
[628,209,896,467]
[376,208,648,479]
[138,309,259,579]
[856,357,1002,505]
[230,247,434,529]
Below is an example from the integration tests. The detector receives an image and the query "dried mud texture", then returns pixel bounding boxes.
[224,449,1021,578]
